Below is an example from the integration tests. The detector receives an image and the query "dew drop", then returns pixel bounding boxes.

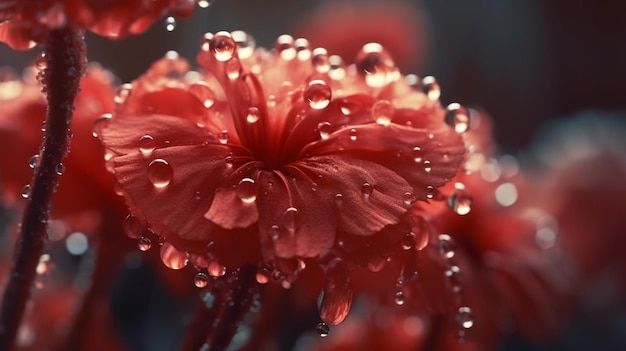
[236,177,258,203]
[114,83,132,104]
[403,192,416,206]
[311,47,330,73]
[281,207,300,231]
[361,182,373,197]
[448,186,473,215]
[445,103,470,133]
[194,272,209,288]
[36,254,53,275]
[457,307,475,329]
[423,160,432,173]
[316,322,330,337]
[21,185,31,199]
[304,79,332,109]
[437,234,455,259]
[412,146,423,163]
[421,76,441,101]
[425,185,436,199]
[218,130,229,144]
[372,100,393,126]
[231,30,255,59]
[400,232,416,250]
[445,265,462,293]
[147,159,173,189]
[356,43,398,88]
[92,113,112,138]
[394,290,406,305]
[317,121,332,140]
[165,16,176,32]
[334,193,344,206]
[210,31,236,62]
[328,55,346,80]
[275,34,296,60]
[189,82,215,108]
[256,267,271,284]
[224,154,234,167]
[246,106,260,123]
[123,214,143,239]
[139,135,156,155]
[208,261,226,277]
[295,37,311,60]
[28,155,39,169]
[160,243,189,270]
[138,237,152,251]
[348,128,358,141]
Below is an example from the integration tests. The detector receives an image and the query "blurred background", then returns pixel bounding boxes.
[1,0,626,350]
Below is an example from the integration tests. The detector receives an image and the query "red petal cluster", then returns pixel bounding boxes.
[98,31,467,325]
[0,0,195,50]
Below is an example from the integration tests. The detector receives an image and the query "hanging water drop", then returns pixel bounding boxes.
[21,185,31,199]
[457,307,475,329]
[55,163,65,176]
[160,243,189,270]
[138,237,152,251]
[316,322,330,337]
[437,234,455,259]
[372,100,393,126]
[412,146,423,163]
[403,192,416,206]
[445,103,470,133]
[304,80,332,110]
[28,154,39,169]
[208,261,226,277]
[123,214,143,239]
[256,267,271,284]
[394,290,406,305]
[165,16,176,32]
[210,31,236,62]
[311,48,330,73]
[448,184,473,215]
[147,159,174,189]
[194,272,209,288]
[236,177,258,204]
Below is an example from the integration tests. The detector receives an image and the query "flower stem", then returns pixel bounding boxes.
[180,265,258,351]
[0,27,85,350]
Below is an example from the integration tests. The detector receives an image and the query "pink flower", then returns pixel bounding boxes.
[98,31,467,325]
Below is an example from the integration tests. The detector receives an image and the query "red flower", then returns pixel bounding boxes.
[0,0,196,50]
[98,31,467,325]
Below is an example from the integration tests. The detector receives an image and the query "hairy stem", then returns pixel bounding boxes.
[0,27,85,350]
[180,265,258,351]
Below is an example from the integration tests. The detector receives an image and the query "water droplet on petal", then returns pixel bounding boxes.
[236,177,258,203]
[445,103,470,133]
[218,130,229,144]
[123,214,143,239]
[256,267,271,284]
[304,80,332,109]
[210,31,236,61]
[328,55,346,80]
[423,160,432,173]
[457,307,474,329]
[28,155,39,169]
[165,16,176,31]
[295,38,311,60]
[403,192,416,206]
[317,121,332,140]
[148,159,173,189]
[114,83,132,104]
[316,322,330,337]
[425,185,436,199]
[194,272,209,288]
[372,100,393,126]
[92,113,112,138]
[437,234,455,259]
[422,76,441,101]
[275,34,296,60]
[269,225,281,240]
[281,207,300,231]
[138,135,156,155]
[348,128,358,141]
[334,193,344,206]
[448,185,473,215]
[160,243,188,270]
[356,43,398,88]
[138,237,152,251]
[394,290,406,305]
[231,30,255,59]
[312,48,330,73]
[412,146,423,163]
[21,185,31,199]
[246,106,260,123]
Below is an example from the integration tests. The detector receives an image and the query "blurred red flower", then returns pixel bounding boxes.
[0,0,195,50]
[98,31,467,325]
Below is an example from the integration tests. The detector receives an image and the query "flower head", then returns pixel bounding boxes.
[0,0,196,50]
[98,31,467,325]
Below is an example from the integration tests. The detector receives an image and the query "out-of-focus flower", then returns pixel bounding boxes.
[98,31,467,326]
[293,0,429,72]
[0,0,196,50]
